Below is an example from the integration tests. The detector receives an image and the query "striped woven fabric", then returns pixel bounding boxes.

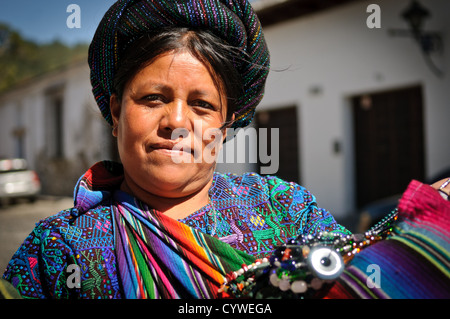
[326,180,450,299]
[112,190,254,299]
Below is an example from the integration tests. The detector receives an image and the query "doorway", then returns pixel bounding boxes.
[351,85,425,208]
[255,106,300,184]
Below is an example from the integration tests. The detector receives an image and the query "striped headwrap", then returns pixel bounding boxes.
[88,0,270,128]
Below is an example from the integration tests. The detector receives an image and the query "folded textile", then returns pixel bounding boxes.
[113,190,254,298]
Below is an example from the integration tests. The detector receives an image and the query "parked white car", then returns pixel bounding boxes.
[0,158,41,205]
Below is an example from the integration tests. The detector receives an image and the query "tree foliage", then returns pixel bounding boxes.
[0,23,88,93]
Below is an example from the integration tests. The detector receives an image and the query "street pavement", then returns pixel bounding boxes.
[0,197,73,273]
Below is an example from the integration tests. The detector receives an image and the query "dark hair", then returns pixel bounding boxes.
[112,28,244,128]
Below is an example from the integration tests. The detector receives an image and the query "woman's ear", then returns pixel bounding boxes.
[110,94,121,137]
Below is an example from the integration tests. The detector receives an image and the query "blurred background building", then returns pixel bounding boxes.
[0,0,449,224]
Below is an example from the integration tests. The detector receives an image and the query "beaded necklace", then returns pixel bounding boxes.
[218,209,399,298]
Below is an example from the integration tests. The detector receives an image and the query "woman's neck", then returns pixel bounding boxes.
[119,177,213,220]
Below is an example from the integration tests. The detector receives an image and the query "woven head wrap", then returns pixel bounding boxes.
[88,0,270,128]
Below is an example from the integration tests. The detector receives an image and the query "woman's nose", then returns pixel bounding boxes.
[159,101,190,135]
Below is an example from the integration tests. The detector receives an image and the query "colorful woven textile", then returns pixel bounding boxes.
[326,180,450,299]
[88,0,270,128]
[113,190,253,298]
[218,180,449,299]
[2,161,347,298]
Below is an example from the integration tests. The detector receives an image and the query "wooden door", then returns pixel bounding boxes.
[352,86,425,208]
[255,106,300,183]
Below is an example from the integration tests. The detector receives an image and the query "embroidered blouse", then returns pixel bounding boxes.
[2,161,349,299]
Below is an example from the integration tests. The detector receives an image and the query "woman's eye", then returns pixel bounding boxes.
[192,100,215,110]
[142,94,165,103]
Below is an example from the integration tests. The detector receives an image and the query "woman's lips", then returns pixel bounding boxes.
[150,141,194,155]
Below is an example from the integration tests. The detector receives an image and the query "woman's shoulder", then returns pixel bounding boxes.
[29,204,114,248]
[36,204,112,227]
[5,204,114,272]
[3,204,116,299]
[212,171,311,198]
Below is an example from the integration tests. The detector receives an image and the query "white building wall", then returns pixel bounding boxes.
[0,60,112,195]
[63,62,111,165]
[24,91,46,170]
[256,0,450,217]
[0,101,16,158]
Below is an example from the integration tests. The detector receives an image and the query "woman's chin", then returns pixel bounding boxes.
[144,164,204,190]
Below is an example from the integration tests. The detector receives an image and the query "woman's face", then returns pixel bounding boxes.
[110,51,227,199]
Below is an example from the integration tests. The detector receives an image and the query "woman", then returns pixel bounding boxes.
[3,0,448,300]
[2,0,349,299]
